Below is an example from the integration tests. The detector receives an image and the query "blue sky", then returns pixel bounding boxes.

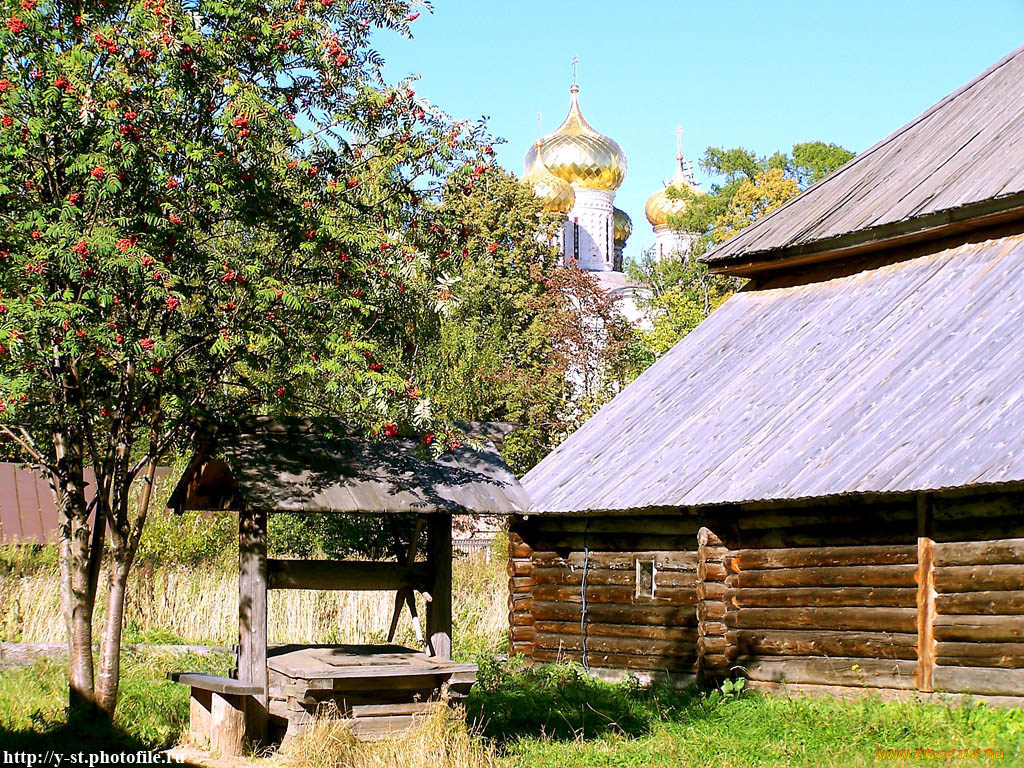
[373,0,1024,264]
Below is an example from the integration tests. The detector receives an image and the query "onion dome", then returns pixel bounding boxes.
[524,84,627,191]
[613,207,632,246]
[521,140,575,214]
[646,152,695,228]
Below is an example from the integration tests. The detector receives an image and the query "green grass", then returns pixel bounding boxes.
[1,653,1021,766]
[0,649,231,751]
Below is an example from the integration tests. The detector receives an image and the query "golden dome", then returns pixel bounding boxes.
[521,140,575,214]
[613,207,632,246]
[646,153,695,228]
[524,84,626,192]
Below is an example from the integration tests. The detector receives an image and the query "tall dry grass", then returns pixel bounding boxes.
[0,546,508,654]
[282,702,496,768]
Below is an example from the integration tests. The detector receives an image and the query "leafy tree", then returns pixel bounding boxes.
[629,141,854,357]
[0,0,493,717]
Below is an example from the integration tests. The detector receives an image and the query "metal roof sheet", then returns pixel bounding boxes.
[704,45,1024,270]
[523,232,1024,513]
[170,422,531,515]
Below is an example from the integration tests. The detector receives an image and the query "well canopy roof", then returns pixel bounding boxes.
[523,232,1024,513]
[704,44,1024,271]
[169,420,531,515]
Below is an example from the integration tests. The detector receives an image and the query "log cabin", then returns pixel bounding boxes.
[512,44,1024,705]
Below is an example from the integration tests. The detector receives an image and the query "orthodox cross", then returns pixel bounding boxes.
[571,53,579,85]
[676,124,684,157]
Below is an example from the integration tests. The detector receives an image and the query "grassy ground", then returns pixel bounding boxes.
[1,653,1021,766]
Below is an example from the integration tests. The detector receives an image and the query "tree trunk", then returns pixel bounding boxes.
[95,558,131,717]
[66,506,98,714]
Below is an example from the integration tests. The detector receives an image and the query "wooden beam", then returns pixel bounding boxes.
[267,559,430,591]
[915,536,937,692]
[426,514,452,659]
[238,505,268,742]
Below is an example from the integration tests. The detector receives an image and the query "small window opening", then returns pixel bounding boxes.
[635,558,656,599]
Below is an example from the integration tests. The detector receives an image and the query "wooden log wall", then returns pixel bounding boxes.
[723,543,920,691]
[509,493,1024,700]
[509,515,701,675]
[930,537,1024,697]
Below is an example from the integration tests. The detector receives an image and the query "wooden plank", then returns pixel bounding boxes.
[266,559,429,591]
[933,537,1024,566]
[935,590,1024,615]
[916,536,936,692]
[534,621,697,642]
[727,607,917,633]
[238,505,268,743]
[934,564,1024,592]
[739,655,918,690]
[934,615,1024,642]
[426,513,452,660]
[530,550,698,571]
[726,544,919,570]
[531,584,696,606]
[935,641,1024,665]
[932,665,1024,696]
[731,629,918,660]
[171,673,261,696]
[727,565,917,589]
[530,600,698,626]
[727,587,915,608]
[532,566,697,588]
[349,702,438,717]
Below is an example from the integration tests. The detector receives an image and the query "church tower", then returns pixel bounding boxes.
[645,128,700,260]
[524,80,628,271]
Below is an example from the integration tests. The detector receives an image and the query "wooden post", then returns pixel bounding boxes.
[916,494,936,692]
[426,513,452,659]
[697,526,732,682]
[238,505,268,742]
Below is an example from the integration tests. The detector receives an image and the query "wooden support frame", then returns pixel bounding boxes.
[238,505,268,742]
[426,513,453,659]
[915,494,937,692]
[267,559,430,591]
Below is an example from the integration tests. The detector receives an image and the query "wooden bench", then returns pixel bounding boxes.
[169,672,264,755]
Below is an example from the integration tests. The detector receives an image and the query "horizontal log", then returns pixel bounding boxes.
[738,656,917,690]
[509,576,537,590]
[934,520,1024,543]
[509,612,535,626]
[697,602,727,621]
[532,566,697,588]
[936,655,1024,669]
[509,541,533,558]
[531,648,698,673]
[537,516,698,535]
[935,590,1024,615]
[508,559,533,577]
[934,564,1024,593]
[533,632,696,657]
[702,621,728,636]
[508,596,532,613]
[524,534,701,553]
[531,584,696,606]
[932,665,1024,696]
[266,560,428,591]
[534,621,698,642]
[530,600,697,627]
[697,561,728,581]
[934,615,1024,642]
[727,587,916,609]
[725,544,918,572]
[697,582,727,601]
[935,641,1024,659]
[698,636,728,654]
[730,629,918,660]
[701,653,731,669]
[727,565,917,589]
[509,625,535,642]
[933,538,1024,566]
[727,607,917,633]
[508,642,533,657]
[530,550,699,570]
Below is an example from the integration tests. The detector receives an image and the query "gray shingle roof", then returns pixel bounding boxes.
[169,421,531,515]
[704,45,1024,271]
[523,232,1024,513]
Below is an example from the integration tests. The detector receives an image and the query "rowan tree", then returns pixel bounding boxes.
[0,0,493,717]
